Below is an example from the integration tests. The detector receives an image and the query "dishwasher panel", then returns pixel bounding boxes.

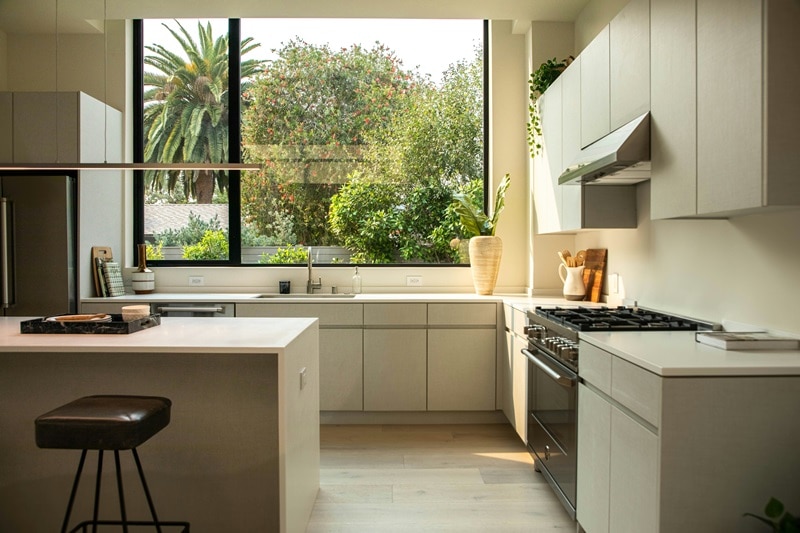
[151,302,234,317]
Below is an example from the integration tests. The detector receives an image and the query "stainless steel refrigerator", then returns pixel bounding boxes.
[1,173,77,316]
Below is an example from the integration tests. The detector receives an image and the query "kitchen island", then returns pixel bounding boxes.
[0,316,320,533]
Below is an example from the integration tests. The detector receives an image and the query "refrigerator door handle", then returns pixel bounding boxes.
[1,197,13,309]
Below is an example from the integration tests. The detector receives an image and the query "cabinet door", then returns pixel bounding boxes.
[610,0,650,131]
[560,59,583,231]
[577,384,611,533]
[609,406,659,533]
[12,92,79,163]
[532,80,564,235]
[580,25,610,147]
[428,329,495,411]
[697,0,763,213]
[502,330,515,426]
[236,302,363,326]
[320,329,363,411]
[363,329,426,411]
[510,338,528,442]
[0,93,11,162]
[650,0,698,219]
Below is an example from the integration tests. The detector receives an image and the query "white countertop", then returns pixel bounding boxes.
[81,291,588,307]
[582,330,800,377]
[0,316,317,354]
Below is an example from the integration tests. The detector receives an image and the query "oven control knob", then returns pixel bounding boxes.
[561,346,578,360]
[525,324,546,339]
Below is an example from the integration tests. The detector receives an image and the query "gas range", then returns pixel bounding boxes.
[526,305,714,373]
[522,304,714,518]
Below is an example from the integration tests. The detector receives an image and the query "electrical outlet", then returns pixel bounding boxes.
[188,276,205,287]
[406,275,423,287]
[609,273,619,294]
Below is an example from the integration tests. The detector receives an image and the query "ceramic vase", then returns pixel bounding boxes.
[469,236,503,295]
[131,243,155,294]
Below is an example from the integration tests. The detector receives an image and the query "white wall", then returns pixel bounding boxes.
[575,184,800,334]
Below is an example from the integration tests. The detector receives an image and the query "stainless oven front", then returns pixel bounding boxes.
[523,343,578,519]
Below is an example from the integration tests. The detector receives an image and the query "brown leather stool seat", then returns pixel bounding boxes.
[36,395,171,450]
[35,395,189,533]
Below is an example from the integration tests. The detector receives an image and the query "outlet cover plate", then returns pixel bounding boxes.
[406,275,423,287]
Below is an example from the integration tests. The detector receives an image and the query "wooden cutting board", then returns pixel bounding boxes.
[582,248,607,303]
[91,246,113,297]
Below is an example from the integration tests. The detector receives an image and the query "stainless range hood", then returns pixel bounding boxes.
[559,112,651,185]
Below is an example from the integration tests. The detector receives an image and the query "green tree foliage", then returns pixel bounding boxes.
[143,21,264,203]
[328,174,401,263]
[241,40,417,245]
[363,46,484,189]
[182,229,229,260]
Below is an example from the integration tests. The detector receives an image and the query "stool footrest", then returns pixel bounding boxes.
[69,520,190,532]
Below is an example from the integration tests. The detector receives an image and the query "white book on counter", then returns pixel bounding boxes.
[696,331,800,351]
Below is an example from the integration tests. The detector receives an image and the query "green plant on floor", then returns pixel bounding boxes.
[744,497,800,532]
[527,56,573,158]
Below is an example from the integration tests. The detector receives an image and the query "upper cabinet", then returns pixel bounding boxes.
[609,0,650,131]
[580,26,610,148]
[0,92,121,164]
[579,0,650,149]
[651,0,800,218]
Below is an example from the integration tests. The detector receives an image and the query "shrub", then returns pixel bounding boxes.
[261,245,309,264]
[182,230,229,260]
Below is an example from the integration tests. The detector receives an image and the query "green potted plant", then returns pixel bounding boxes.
[527,57,573,158]
[451,174,510,295]
[744,497,800,532]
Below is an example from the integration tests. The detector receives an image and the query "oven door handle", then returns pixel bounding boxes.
[522,349,577,388]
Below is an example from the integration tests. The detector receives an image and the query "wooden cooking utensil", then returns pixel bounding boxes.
[558,251,569,267]
[576,250,586,266]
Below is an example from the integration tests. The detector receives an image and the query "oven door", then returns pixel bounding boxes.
[523,345,578,518]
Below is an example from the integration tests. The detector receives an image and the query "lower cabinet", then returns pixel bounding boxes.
[363,329,427,411]
[428,329,495,410]
[319,329,363,411]
[502,305,528,442]
[576,385,611,533]
[577,340,800,532]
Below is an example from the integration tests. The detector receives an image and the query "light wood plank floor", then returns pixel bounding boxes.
[307,424,577,532]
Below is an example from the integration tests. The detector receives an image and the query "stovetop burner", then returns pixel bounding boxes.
[535,306,711,332]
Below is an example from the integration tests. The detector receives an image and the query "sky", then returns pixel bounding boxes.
[144,18,482,84]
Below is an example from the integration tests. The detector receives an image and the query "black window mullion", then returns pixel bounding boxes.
[228,18,242,265]
[133,19,145,262]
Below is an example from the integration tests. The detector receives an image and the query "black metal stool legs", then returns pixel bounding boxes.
[92,451,103,533]
[60,448,189,533]
[61,450,88,533]
[132,448,163,533]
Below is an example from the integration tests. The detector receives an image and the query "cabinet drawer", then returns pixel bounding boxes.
[428,303,496,326]
[611,357,661,429]
[364,303,426,326]
[580,341,613,396]
[236,302,363,326]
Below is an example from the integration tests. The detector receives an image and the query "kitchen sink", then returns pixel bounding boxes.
[253,293,356,299]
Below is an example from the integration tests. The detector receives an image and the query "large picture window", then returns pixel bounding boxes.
[135,19,486,265]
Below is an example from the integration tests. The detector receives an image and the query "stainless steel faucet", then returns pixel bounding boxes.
[306,247,322,294]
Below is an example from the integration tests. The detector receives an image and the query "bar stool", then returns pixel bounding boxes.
[35,395,190,532]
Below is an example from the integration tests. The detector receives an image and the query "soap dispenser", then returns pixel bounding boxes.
[352,266,362,294]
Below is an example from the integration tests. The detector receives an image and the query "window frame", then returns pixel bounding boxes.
[133,18,489,267]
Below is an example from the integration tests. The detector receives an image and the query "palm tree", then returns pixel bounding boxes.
[143,21,264,203]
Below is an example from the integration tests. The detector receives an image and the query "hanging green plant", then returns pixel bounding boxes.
[527,56,573,158]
